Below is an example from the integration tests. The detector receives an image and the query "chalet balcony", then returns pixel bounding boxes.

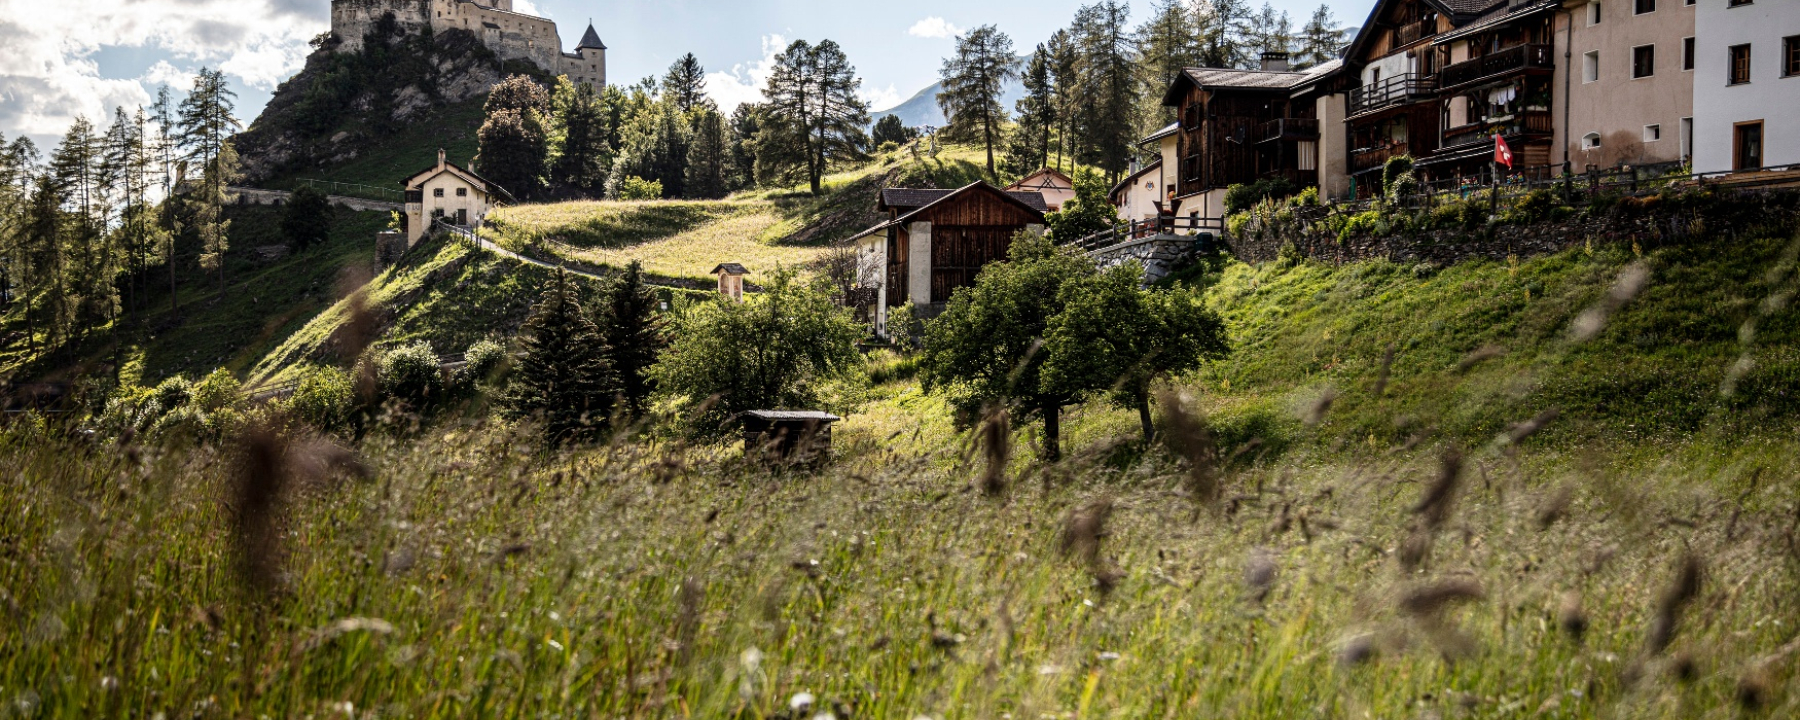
[1348,74,1434,118]
[1441,110,1554,149]
[1351,144,1409,174]
[1256,118,1321,144]
[1394,18,1438,48]
[1439,44,1554,92]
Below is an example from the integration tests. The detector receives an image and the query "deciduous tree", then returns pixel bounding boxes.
[281,186,333,251]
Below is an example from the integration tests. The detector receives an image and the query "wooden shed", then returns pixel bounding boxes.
[739,410,841,465]
[846,182,1048,336]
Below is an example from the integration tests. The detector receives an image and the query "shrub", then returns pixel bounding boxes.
[288,365,357,433]
[1227,212,1254,239]
[459,339,509,389]
[152,376,193,412]
[190,368,243,413]
[1225,178,1298,215]
[615,176,663,201]
[1294,186,1321,207]
[878,140,900,154]
[379,341,445,406]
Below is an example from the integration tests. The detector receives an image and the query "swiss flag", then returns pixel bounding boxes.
[1494,133,1515,169]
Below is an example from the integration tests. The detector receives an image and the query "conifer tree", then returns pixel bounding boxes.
[1070,1,1138,181]
[938,25,1019,177]
[1201,0,1257,69]
[593,260,667,419]
[506,269,619,445]
[177,68,241,293]
[549,77,612,194]
[1045,29,1080,171]
[760,39,871,194]
[662,54,714,113]
[151,86,182,313]
[1296,4,1348,69]
[726,103,764,190]
[684,106,729,199]
[871,115,915,147]
[1004,44,1056,177]
[1134,0,1206,132]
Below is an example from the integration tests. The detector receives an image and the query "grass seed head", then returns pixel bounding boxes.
[1157,388,1219,503]
[1645,553,1704,655]
[1060,497,1114,567]
[977,406,1011,496]
[1412,448,1465,531]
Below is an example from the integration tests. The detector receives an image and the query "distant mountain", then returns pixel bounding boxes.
[870,58,1030,129]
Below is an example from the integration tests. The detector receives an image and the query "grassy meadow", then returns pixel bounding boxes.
[7,226,1800,718]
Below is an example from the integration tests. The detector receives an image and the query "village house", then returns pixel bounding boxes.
[1692,0,1800,173]
[1003,168,1077,212]
[1110,158,1166,224]
[401,149,515,245]
[849,182,1049,337]
[1559,0,1696,171]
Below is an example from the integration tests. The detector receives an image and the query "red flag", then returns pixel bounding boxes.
[1494,133,1514,169]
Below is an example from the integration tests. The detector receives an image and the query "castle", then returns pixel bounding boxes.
[330,0,607,89]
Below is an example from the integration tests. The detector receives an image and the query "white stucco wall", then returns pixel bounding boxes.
[1115,166,1165,223]
[856,234,889,337]
[406,170,496,243]
[1693,0,1800,173]
[907,222,933,306]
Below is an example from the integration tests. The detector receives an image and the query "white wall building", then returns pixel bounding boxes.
[1692,0,1800,173]
[402,149,515,245]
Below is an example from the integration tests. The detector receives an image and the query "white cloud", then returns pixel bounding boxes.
[907,17,961,40]
[704,34,787,113]
[861,84,902,113]
[0,0,324,146]
[512,0,541,17]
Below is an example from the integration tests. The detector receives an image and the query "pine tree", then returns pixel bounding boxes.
[593,260,667,419]
[150,85,182,313]
[1045,29,1080,171]
[1070,1,1138,181]
[282,186,333,251]
[662,53,714,113]
[761,39,871,194]
[726,103,764,190]
[1245,3,1295,57]
[871,115,915,147]
[1135,0,1205,132]
[684,107,729,199]
[1004,44,1056,177]
[506,269,620,445]
[176,68,241,293]
[938,25,1019,177]
[1201,0,1257,69]
[1296,4,1348,69]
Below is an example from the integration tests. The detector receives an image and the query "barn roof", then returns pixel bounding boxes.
[1160,60,1345,106]
[878,186,1050,214]
[888,181,1050,225]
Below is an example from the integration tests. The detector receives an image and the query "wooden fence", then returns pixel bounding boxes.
[1065,215,1229,253]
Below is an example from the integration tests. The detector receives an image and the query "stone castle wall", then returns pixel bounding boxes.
[330,0,604,88]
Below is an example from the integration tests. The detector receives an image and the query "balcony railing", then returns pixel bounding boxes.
[1348,74,1435,117]
[1351,144,1409,174]
[1257,118,1321,144]
[1394,18,1438,48]
[1439,44,1554,91]
[1442,110,1554,149]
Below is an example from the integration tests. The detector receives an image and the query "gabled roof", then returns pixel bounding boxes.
[1005,167,1074,192]
[1109,159,1163,202]
[1159,63,1345,106]
[576,23,607,51]
[879,186,1050,214]
[1433,0,1560,44]
[402,154,516,204]
[1342,0,1510,66]
[711,263,749,275]
[1139,122,1180,146]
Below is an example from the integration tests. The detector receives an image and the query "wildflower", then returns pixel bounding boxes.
[790,692,816,712]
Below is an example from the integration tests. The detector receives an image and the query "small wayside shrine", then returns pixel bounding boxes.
[847,182,1048,337]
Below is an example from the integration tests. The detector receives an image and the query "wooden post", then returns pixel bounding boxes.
[1490,161,1499,215]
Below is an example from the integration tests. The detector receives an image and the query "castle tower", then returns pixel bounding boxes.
[569,23,608,89]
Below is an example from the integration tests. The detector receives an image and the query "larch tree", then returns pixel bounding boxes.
[1134,0,1206,132]
[1004,43,1056,178]
[151,85,182,313]
[662,53,714,113]
[1045,29,1081,171]
[176,68,241,294]
[760,39,870,194]
[938,24,1020,177]
[1296,4,1349,69]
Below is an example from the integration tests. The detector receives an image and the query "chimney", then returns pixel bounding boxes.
[1260,51,1291,72]
[437,148,447,168]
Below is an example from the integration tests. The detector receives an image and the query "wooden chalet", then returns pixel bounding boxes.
[1158,56,1350,219]
[1341,0,1558,193]
[848,182,1049,337]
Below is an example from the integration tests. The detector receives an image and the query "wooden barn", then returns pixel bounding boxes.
[848,182,1049,337]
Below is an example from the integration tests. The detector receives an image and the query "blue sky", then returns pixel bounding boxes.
[0,0,1375,150]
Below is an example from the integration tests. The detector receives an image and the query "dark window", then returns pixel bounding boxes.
[1684,37,1695,71]
[1636,0,1655,14]
[1786,36,1800,77]
[433,188,445,198]
[1735,122,1763,171]
[1634,45,1655,78]
[1728,0,1753,6]
[456,188,468,197]
[1730,44,1753,84]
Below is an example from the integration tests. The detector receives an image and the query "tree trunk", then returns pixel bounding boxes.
[1137,390,1155,443]
[1041,399,1061,462]
[984,118,995,177]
